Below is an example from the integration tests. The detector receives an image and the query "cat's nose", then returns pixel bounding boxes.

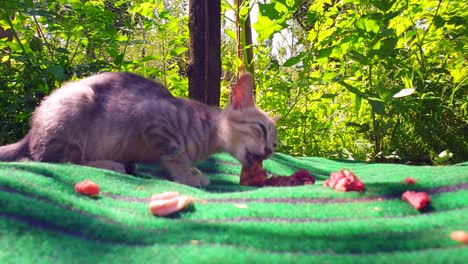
[264,147,273,157]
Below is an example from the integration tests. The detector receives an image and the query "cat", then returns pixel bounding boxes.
[0,72,278,186]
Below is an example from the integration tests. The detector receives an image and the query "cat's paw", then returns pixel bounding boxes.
[174,168,210,187]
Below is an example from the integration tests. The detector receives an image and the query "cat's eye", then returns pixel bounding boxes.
[258,123,267,139]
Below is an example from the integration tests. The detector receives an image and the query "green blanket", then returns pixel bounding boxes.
[1,153,467,263]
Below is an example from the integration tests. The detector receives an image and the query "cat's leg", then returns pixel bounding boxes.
[141,120,209,186]
[30,138,82,163]
[162,155,210,187]
[124,162,137,175]
[31,137,129,174]
[82,160,127,174]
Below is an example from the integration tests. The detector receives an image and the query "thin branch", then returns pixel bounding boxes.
[32,15,53,58]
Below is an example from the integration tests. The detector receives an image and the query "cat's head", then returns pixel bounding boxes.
[220,72,279,167]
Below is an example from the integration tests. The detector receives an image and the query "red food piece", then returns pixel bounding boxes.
[75,180,100,196]
[240,161,316,187]
[324,169,365,192]
[240,160,267,187]
[401,190,431,210]
[265,169,315,187]
[404,177,417,184]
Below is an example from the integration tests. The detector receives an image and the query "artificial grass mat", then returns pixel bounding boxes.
[0,153,467,263]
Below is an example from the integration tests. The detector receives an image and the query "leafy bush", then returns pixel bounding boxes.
[0,0,188,144]
[249,0,467,163]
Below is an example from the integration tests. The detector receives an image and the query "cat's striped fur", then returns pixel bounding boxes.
[0,72,278,186]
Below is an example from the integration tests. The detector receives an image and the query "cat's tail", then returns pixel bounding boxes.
[0,134,30,161]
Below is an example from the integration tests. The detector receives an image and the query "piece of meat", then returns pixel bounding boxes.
[150,191,180,201]
[450,231,468,244]
[240,160,315,187]
[149,192,195,216]
[404,177,417,184]
[324,169,365,192]
[401,190,431,210]
[264,169,315,186]
[74,180,100,196]
[240,160,267,187]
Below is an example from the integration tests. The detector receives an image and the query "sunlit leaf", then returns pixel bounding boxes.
[170,47,188,56]
[393,88,415,98]
[252,15,284,41]
[435,150,453,163]
[239,5,249,18]
[356,17,380,34]
[225,29,236,40]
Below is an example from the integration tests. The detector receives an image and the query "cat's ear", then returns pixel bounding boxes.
[272,115,281,123]
[228,72,255,110]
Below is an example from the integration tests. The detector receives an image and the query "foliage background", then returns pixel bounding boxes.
[1,0,466,164]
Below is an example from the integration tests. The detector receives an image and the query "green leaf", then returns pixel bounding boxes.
[225,29,236,40]
[239,4,250,18]
[355,95,361,118]
[376,37,397,58]
[307,11,317,25]
[370,0,396,12]
[347,51,370,65]
[46,65,65,81]
[345,122,362,127]
[356,17,380,34]
[135,2,155,18]
[368,98,385,115]
[253,15,284,41]
[283,54,302,67]
[317,47,333,59]
[320,94,337,99]
[80,38,89,47]
[0,19,10,30]
[433,15,445,28]
[337,80,368,98]
[170,47,188,56]
[258,3,280,20]
[274,2,289,14]
[385,6,406,20]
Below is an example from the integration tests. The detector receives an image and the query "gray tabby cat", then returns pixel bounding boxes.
[0,72,278,186]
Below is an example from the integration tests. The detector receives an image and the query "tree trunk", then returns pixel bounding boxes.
[187,0,221,106]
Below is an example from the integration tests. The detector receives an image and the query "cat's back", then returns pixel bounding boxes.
[85,72,173,99]
[32,72,173,131]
